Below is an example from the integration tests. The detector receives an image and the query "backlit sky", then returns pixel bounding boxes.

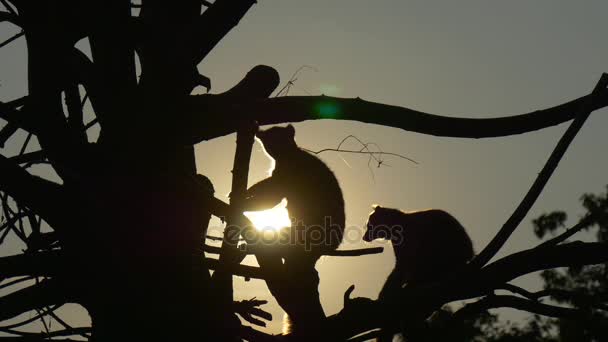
[2,0,608,335]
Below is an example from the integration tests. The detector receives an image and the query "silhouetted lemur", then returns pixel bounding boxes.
[364,206,474,341]
[244,124,345,261]
[242,124,345,334]
[364,206,474,299]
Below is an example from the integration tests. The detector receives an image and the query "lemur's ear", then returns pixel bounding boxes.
[286,124,295,138]
[372,204,381,210]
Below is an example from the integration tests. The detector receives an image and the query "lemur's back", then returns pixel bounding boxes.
[395,209,474,283]
[274,148,345,252]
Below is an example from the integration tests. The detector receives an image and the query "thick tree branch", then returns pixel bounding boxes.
[222,65,280,100]
[137,1,203,96]
[471,73,608,268]
[8,150,45,165]
[193,0,257,64]
[0,101,36,137]
[477,242,608,293]
[242,244,384,257]
[0,279,66,322]
[86,1,136,140]
[0,154,68,229]
[18,3,86,179]
[204,244,383,258]
[64,80,87,146]
[0,251,65,279]
[212,122,258,303]
[184,78,608,143]
[0,327,90,340]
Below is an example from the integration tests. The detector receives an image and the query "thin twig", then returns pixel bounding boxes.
[537,214,595,248]
[0,30,24,49]
[303,134,417,181]
[309,148,418,164]
[274,65,318,97]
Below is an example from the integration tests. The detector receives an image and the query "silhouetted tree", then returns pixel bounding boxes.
[1,2,608,341]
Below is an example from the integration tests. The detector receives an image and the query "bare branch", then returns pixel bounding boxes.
[274,65,318,97]
[212,121,258,303]
[477,242,608,292]
[471,73,608,268]
[0,122,19,149]
[278,241,608,340]
[0,101,36,137]
[205,244,383,257]
[193,0,257,64]
[64,83,87,145]
[0,304,61,330]
[184,80,608,143]
[304,134,419,167]
[0,30,23,49]
[243,244,384,257]
[498,284,608,312]
[0,251,65,279]
[0,279,66,322]
[0,0,18,14]
[8,150,46,165]
[222,65,280,100]
[0,10,19,26]
[0,155,68,229]
[0,327,91,339]
[497,283,539,299]
[453,295,585,321]
[537,214,595,248]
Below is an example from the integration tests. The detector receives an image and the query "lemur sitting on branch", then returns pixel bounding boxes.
[364,206,474,341]
[364,206,474,298]
[242,124,345,335]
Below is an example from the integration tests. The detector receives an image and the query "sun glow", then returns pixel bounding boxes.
[244,198,292,231]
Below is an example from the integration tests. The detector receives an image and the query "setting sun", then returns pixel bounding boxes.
[244,198,292,231]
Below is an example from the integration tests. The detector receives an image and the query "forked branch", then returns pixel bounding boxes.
[471,73,608,268]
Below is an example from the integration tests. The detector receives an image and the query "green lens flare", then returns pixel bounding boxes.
[314,101,341,119]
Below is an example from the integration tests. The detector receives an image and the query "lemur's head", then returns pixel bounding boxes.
[363,205,403,242]
[256,124,297,158]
